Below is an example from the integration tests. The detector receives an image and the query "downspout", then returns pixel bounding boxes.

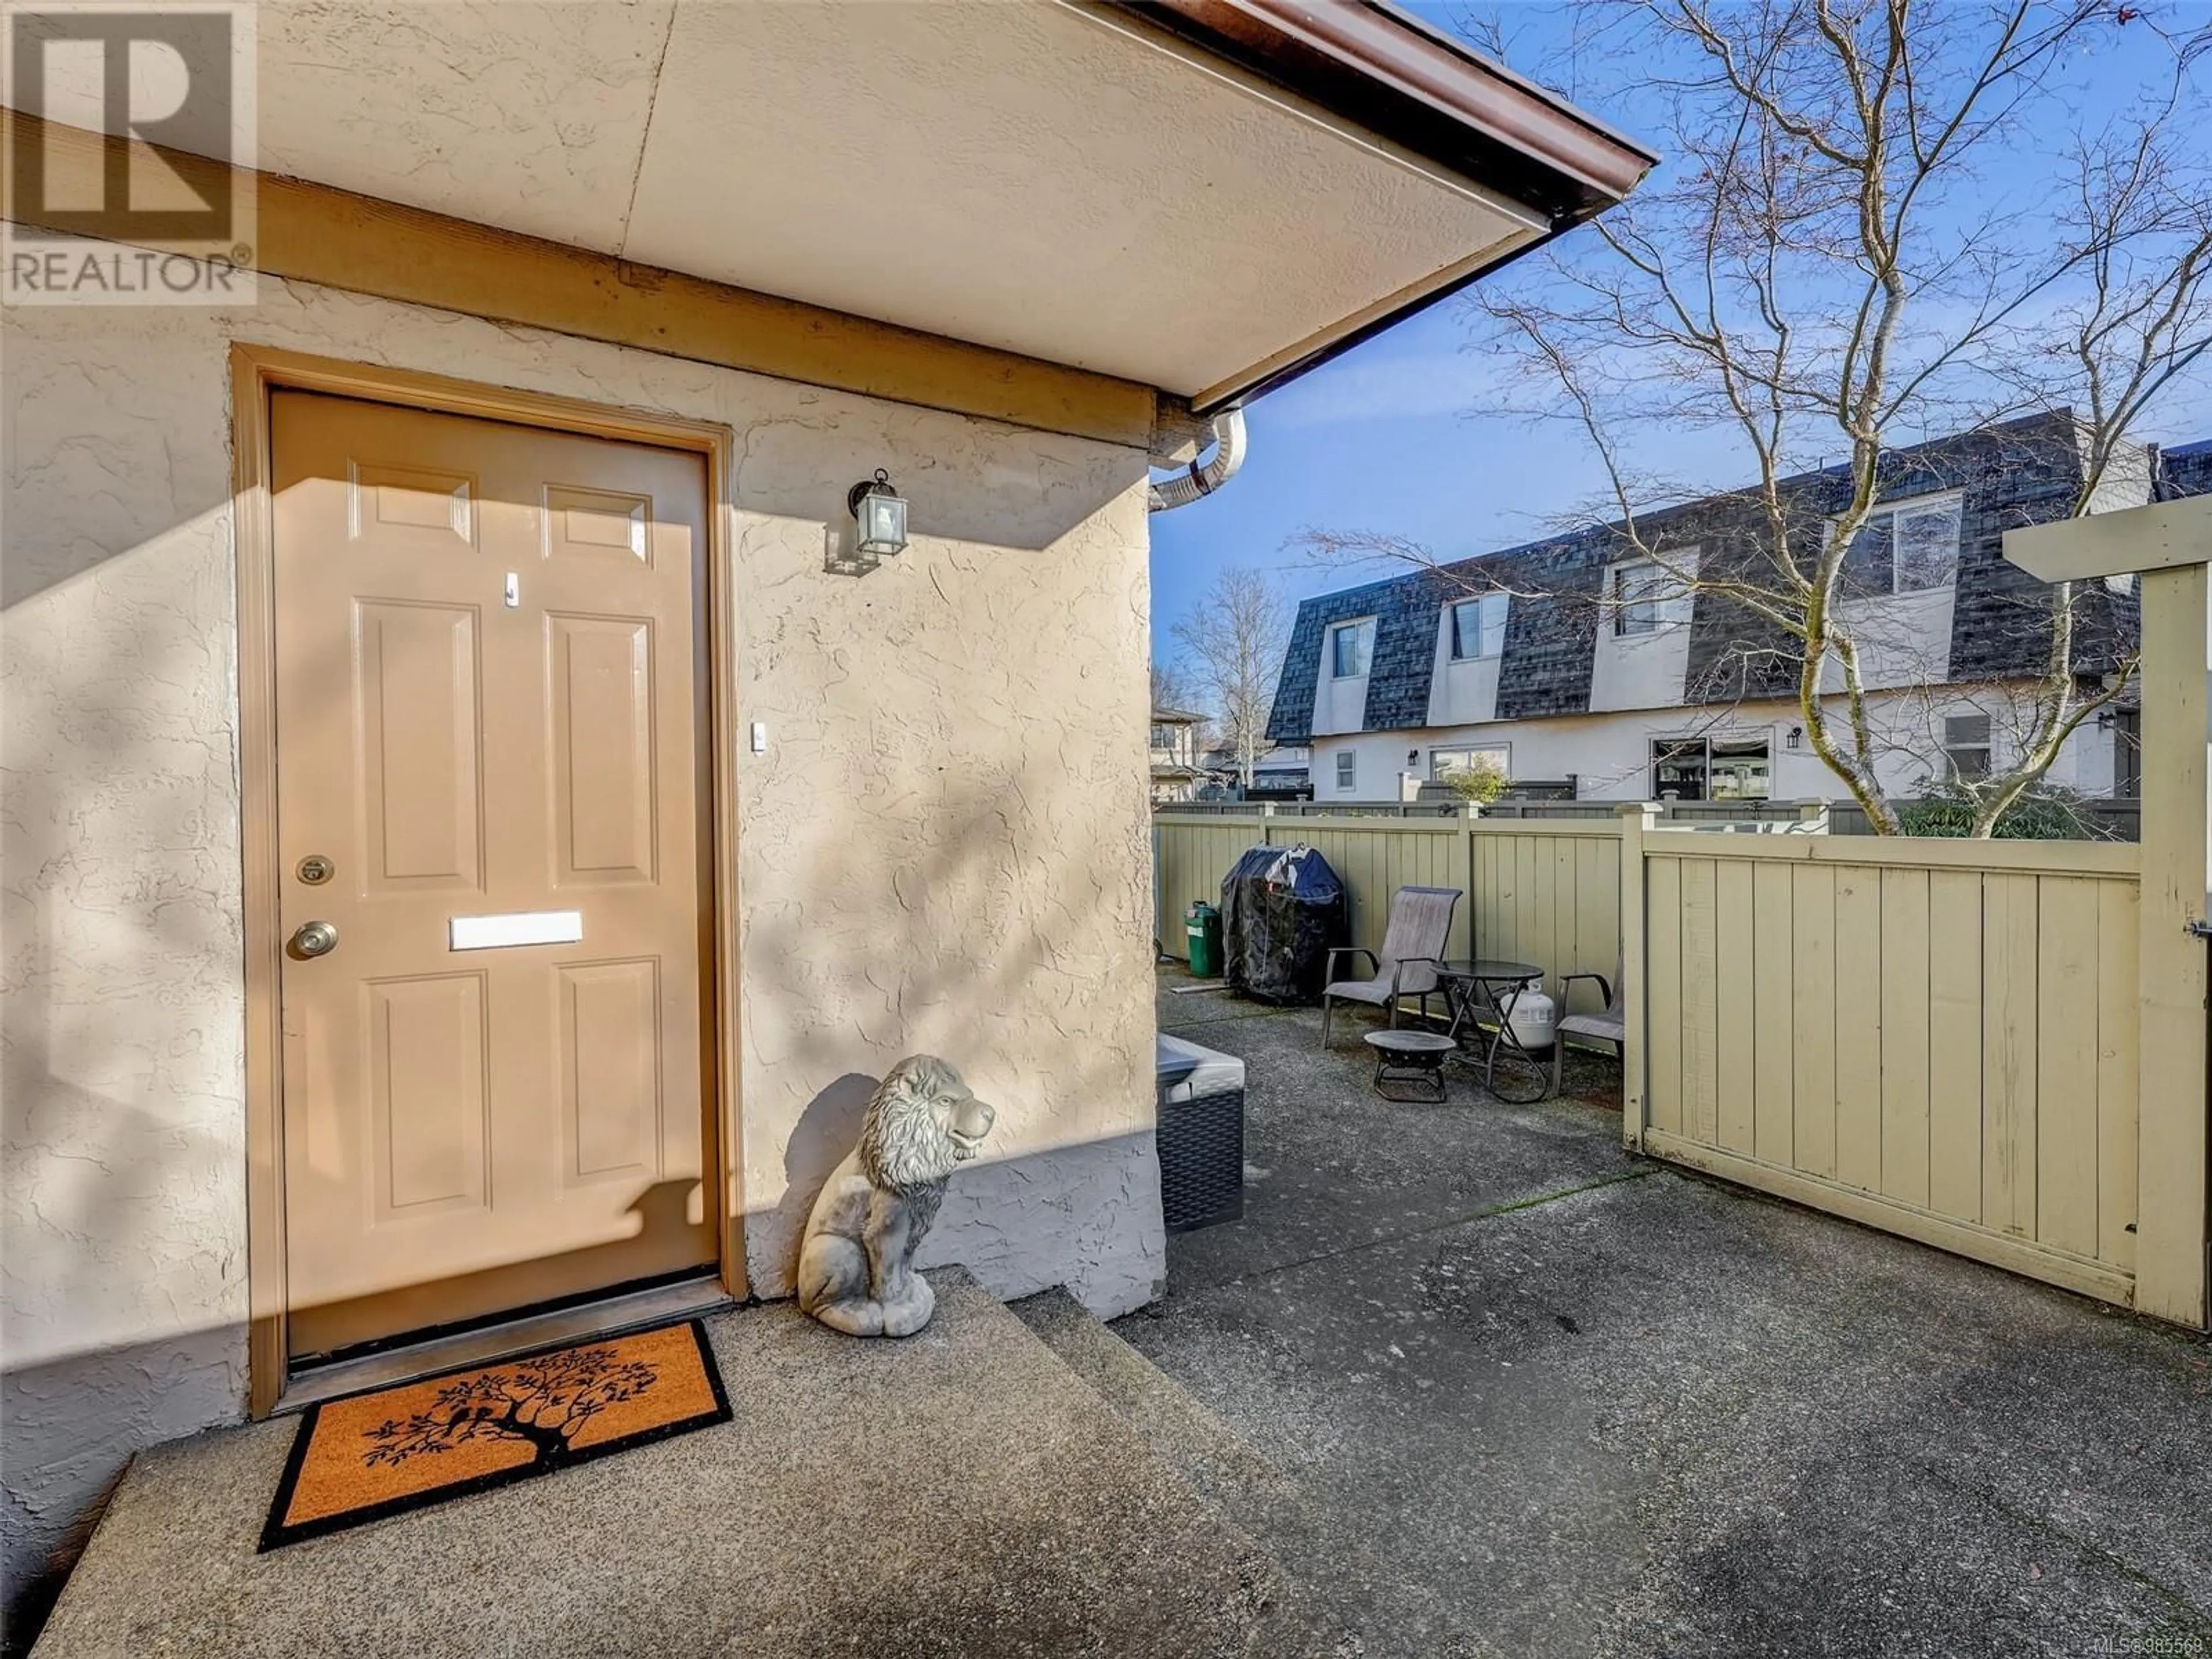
[1148,408,1248,512]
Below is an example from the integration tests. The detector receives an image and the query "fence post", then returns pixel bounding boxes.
[1796,798,1830,834]
[2007,497,2210,1330]
[1616,802,1659,1152]
[2134,561,2211,1329]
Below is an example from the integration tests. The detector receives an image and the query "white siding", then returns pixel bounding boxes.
[1309,617,1376,735]
[1308,686,2113,803]
[1426,602,1503,726]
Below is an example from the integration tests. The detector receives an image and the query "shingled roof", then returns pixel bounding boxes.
[1267,411,2194,745]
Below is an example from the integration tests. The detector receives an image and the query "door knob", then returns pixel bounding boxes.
[290,920,339,959]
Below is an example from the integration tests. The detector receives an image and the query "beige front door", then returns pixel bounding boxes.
[271,389,717,1361]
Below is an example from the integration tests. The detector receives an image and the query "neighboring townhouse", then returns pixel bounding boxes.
[1199,742,1314,800]
[1149,707,1209,802]
[1270,413,2203,804]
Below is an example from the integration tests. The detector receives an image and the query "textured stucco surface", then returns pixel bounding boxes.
[2,271,1165,1629]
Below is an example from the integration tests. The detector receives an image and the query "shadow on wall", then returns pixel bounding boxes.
[2,342,1145,611]
[773,1074,1165,1310]
[2,1332,241,1657]
[2,873,250,1654]
[741,769,1165,1310]
[2,317,1154,1649]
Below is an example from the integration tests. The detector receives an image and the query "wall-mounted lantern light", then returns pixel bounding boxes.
[847,469,909,559]
[1786,725,1804,750]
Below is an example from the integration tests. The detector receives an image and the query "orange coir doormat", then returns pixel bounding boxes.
[260,1319,731,1550]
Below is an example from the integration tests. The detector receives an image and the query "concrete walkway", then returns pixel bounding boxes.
[32,1271,1312,1659]
[1138,967,2212,1658]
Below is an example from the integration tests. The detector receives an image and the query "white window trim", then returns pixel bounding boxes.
[1648,732,1775,801]
[1608,556,1694,637]
[1829,488,1965,597]
[1328,618,1377,679]
[1334,750,1357,792]
[1943,712,1994,780]
[1448,593,1508,661]
[1429,743,1512,781]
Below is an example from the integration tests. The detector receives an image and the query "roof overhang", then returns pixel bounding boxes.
[6,0,1651,424]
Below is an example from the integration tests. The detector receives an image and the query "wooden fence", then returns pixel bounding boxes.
[1153,808,2172,1317]
[1157,796,2142,839]
[1156,813,1477,968]
[1628,826,2141,1307]
[1152,811,1624,1020]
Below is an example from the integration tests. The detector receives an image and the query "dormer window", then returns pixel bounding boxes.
[1835,490,1962,594]
[1330,619,1376,678]
[1610,558,1691,636]
[1449,593,1508,660]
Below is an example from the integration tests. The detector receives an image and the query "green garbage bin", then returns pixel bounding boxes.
[1184,901,1222,978]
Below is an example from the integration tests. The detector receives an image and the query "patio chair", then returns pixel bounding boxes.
[1550,955,1627,1099]
[1320,885,1460,1048]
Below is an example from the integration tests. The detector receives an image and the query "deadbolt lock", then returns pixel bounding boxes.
[290,921,339,959]
[297,854,334,886]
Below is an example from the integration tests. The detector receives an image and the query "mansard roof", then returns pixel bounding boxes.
[1268,411,2191,745]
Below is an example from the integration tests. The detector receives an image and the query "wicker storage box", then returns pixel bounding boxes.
[1155,1034,1246,1233]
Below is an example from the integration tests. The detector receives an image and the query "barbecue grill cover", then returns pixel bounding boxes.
[1219,844,1349,1005]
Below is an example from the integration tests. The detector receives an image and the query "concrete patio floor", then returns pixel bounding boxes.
[1136,964,2212,1658]
[30,1270,1310,1659]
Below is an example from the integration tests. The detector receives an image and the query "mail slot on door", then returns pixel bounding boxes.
[449,911,585,950]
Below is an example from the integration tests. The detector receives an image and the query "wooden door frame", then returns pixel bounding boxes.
[232,344,747,1416]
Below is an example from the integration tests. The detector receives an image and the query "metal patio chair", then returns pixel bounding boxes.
[1551,954,1627,1099]
[1320,885,1460,1048]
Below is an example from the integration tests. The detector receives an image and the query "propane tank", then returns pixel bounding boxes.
[1506,983,1558,1052]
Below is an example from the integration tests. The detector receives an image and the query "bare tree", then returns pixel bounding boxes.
[1171,567,1293,794]
[1150,660,1203,720]
[1323,0,2212,834]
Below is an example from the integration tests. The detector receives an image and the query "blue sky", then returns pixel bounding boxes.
[1147,1,2212,667]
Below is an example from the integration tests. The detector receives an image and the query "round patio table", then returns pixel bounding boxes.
[1434,959,1550,1104]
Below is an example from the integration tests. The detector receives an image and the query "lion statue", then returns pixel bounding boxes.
[796,1055,996,1337]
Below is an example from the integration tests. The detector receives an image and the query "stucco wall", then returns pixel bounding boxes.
[2,271,1164,1624]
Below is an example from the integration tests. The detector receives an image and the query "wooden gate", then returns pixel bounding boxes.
[1626,821,2143,1308]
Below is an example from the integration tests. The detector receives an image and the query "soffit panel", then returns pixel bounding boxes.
[609,0,1541,396]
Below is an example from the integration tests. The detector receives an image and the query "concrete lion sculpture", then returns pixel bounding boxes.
[796,1055,996,1337]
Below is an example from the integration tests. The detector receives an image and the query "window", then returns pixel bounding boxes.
[1430,744,1511,782]
[1610,559,1690,636]
[1335,751,1357,792]
[1330,619,1375,678]
[1709,737,1771,800]
[1836,491,1963,595]
[1945,714,1992,781]
[1450,593,1509,660]
[1650,736,1771,801]
[1651,738,1705,800]
[1150,724,1173,750]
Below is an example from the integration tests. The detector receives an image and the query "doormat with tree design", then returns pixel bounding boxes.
[260,1319,730,1550]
